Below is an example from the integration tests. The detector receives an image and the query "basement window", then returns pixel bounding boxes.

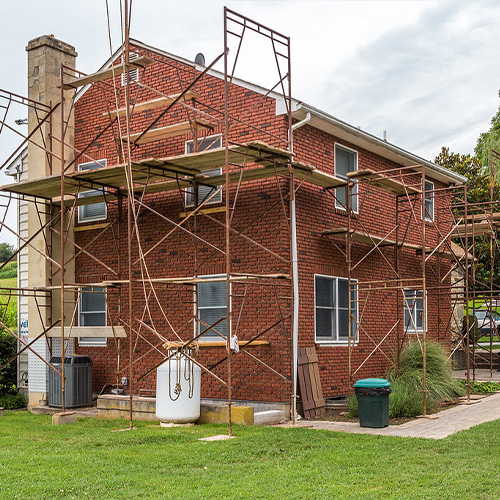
[423,180,434,222]
[78,286,107,347]
[77,160,107,223]
[121,51,139,86]
[334,144,358,213]
[196,275,228,340]
[315,275,358,344]
[403,289,425,334]
[185,134,222,207]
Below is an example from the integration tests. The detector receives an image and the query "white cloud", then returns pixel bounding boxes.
[317,0,500,159]
[0,0,499,244]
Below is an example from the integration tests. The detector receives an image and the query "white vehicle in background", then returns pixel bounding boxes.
[474,310,500,337]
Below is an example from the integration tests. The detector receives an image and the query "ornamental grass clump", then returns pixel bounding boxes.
[387,340,464,418]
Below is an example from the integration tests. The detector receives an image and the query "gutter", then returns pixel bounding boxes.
[293,102,467,186]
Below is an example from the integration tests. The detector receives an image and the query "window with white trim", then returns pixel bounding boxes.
[197,275,227,340]
[335,144,358,213]
[403,289,425,333]
[315,275,358,343]
[185,134,222,207]
[121,51,139,86]
[423,180,434,222]
[78,159,107,223]
[78,286,107,346]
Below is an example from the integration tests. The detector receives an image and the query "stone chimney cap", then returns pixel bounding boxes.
[26,35,77,57]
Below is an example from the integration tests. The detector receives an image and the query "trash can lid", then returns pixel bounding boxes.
[354,378,391,388]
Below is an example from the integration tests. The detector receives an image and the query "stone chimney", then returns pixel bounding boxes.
[25,35,77,408]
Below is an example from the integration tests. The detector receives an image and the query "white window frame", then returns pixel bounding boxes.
[185,134,222,207]
[314,274,358,344]
[423,180,434,222]
[403,289,426,334]
[78,286,107,347]
[334,143,358,213]
[195,274,230,341]
[77,159,107,223]
[121,51,139,86]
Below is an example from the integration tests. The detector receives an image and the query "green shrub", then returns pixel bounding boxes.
[0,331,16,394]
[0,261,17,280]
[0,392,26,409]
[348,341,465,419]
[465,380,500,394]
[386,340,464,417]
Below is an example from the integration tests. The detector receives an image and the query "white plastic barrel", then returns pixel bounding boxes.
[155,353,201,423]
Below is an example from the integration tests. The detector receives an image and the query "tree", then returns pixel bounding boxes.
[475,91,500,179]
[434,147,499,204]
[434,119,500,290]
[0,243,15,263]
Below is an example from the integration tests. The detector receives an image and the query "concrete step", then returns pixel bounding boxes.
[254,409,287,425]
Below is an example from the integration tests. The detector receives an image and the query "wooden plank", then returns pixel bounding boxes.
[101,273,290,286]
[347,169,420,195]
[321,228,397,247]
[297,347,325,419]
[63,56,154,89]
[125,119,215,144]
[306,347,325,414]
[104,91,199,118]
[295,166,345,188]
[74,222,110,232]
[297,348,316,417]
[46,326,126,338]
[179,207,226,218]
[322,227,430,252]
[451,221,500,237]
[0,142,312,197]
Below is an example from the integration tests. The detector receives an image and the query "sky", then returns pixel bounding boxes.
[1,0,500,244]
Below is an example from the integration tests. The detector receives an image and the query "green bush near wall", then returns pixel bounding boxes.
[349,341,465,418]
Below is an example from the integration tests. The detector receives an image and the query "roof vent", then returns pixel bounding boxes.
[195,53,205,66]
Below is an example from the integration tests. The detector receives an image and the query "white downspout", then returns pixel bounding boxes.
[291,112,311,131]
[290,111,310,424]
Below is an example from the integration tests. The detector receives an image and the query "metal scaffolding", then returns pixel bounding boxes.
[0,4,498,430]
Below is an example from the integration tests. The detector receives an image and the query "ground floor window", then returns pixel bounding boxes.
[197,276,227,340]
[403,289,425,333]
[78,286,107,346]
[315,275,358,343]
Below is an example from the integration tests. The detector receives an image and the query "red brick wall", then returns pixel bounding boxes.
[73,46,452,402]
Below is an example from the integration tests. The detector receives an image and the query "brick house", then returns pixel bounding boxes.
[7,33,466,414]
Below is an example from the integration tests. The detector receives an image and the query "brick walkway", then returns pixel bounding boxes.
[282,389,500,440]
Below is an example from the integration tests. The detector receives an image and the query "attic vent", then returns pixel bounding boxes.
[195,53,205,66]
[121,51,139,86]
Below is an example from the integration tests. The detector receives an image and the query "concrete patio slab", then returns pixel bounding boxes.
[280,391,500,439]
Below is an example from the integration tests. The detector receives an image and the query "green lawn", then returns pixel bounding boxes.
[0,276,17,330]
[1,412,500,499]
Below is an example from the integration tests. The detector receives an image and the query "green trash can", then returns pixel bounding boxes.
[354,378,391,428]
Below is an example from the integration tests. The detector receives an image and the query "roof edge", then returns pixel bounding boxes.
[293,102,467,185]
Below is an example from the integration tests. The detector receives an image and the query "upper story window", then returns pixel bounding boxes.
[185,134,222,207]
[121,51,139,86]
[78,160,107,223]
[403,289,425,334]
[197,275,227,340]
[315,275,358,344]
[424,180,434,222]
[334,144,358,213]
[78,286,107,347]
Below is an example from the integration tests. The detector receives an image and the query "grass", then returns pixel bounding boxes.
[0,261,17,280]
[1,412,500,499]
[0,276,17,330]
[467,299,500,315]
